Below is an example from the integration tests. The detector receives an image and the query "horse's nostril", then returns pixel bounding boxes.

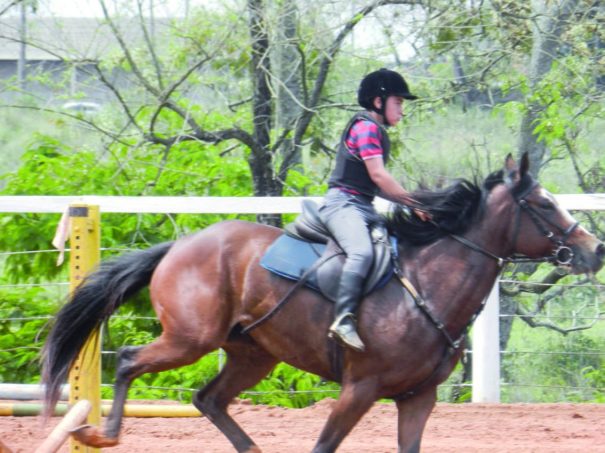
[596,242,605,261]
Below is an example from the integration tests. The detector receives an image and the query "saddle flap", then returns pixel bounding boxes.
[317,225,394,301]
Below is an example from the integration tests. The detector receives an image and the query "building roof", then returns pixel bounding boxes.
[0,16,173,61]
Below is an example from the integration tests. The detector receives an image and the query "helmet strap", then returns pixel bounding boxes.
[377,96,392,127]
[371,96,388,126]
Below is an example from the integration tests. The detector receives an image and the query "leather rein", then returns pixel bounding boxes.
[392,182,580,400]
[451,181,579,268]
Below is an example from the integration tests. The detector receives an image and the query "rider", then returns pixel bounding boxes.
[320,68,431,352]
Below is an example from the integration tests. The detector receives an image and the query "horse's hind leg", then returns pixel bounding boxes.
[193,339,278,453]
[73,334,214,447]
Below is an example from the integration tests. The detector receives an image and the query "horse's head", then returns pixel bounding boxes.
[496,153,604,274]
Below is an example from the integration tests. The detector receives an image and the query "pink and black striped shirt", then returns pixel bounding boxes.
[345,119,384,160]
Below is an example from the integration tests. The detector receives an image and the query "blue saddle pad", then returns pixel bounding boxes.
[260,234,325,291]
[260,234,396,297]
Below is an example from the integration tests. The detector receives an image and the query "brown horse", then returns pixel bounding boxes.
[42,154,604,453]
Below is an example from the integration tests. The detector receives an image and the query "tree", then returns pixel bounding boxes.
[2,0,423,226]
[517,0,580,174]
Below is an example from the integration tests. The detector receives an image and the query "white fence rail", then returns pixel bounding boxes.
[2,194,605,214]
[1,194,604,403]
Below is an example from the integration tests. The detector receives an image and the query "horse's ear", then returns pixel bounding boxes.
[504,153,516,172]
[504,153,519,184]
[519,152,530,177]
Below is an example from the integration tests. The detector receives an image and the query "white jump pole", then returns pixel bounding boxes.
[34,400,92,453]
[0,384,69,401]
[471,280,501,403]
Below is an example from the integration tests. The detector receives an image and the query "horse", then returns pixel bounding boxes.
[41,153,604,453]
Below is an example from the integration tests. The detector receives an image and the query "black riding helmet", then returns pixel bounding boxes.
[357,68,417,121]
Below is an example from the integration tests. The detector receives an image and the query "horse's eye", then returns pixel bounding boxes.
[540,201,555,211]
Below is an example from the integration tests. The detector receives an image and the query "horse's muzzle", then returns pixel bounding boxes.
[570,239,605,274]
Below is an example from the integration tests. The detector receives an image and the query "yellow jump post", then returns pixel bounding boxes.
[67,205,101,453]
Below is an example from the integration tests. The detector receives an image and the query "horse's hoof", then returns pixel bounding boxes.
[70,424,119,448]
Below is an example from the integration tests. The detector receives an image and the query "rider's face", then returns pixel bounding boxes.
[384,96,404,126]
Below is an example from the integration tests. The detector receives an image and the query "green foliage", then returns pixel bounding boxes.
[582,364,605,403]
[503,322,604,402]
[0,126,254,282]
[429,7,481,52]
[0,282,65,383]
[437,360,472,403]
[244,363,340,408]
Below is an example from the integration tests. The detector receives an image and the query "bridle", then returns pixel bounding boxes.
[451,181,579,267]
[392,179,581,401]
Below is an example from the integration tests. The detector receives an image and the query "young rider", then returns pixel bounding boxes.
[320,68,431,352]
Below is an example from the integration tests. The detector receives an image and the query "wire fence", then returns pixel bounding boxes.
[1,243,604,405]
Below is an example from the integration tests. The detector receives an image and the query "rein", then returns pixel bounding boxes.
[392,182,581,401]
[450,182,579,268]
[241,249,343,335]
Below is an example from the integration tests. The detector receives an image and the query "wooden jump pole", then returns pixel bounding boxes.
[34,400,92,453]
[67,205,101,453]
[0,439,14,453]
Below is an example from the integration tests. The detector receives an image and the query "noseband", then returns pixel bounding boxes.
[513,182,579,266]
[452,182,579,267]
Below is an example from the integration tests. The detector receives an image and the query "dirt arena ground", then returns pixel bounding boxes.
[2,400,605,452]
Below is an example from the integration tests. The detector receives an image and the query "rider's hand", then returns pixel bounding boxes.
[413,209,432,222]
[401,195,432,222]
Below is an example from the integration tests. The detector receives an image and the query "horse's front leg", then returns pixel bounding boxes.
[311,377,378,453]
[395,387,437,453]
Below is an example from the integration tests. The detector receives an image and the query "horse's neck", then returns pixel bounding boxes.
[404,198,514,337]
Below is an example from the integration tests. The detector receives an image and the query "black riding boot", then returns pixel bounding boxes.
[328,271,366,352]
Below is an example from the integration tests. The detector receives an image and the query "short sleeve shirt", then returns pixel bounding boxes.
[345,119,384,160]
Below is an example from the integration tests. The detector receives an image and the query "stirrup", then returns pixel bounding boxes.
[328,314,365,352]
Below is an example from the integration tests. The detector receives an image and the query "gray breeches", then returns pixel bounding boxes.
[319,189,380,278]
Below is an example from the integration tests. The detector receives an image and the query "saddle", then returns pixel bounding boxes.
[260,200,396,302]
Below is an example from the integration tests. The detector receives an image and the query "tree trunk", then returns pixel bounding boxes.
[248,0,281,226]
[275,0,303,184]
[517,0,579,175]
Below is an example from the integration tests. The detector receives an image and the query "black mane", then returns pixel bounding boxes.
[384,168,537,246]
[384,173,500,246]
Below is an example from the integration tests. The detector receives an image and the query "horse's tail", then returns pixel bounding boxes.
[41,241,174,416]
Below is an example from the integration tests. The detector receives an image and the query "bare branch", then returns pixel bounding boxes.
[0,0,22,17]
[501,268,569,296]
[0,104,131,146]
[516,305,597,334]
[136,0,164,90]
[144,125,257,152]
[295,0,421,145]
[99,0,159,97]
[91,63,144,136]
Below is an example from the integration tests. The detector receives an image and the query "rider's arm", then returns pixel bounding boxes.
[364,158,431,221]
[364,157,415,205]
